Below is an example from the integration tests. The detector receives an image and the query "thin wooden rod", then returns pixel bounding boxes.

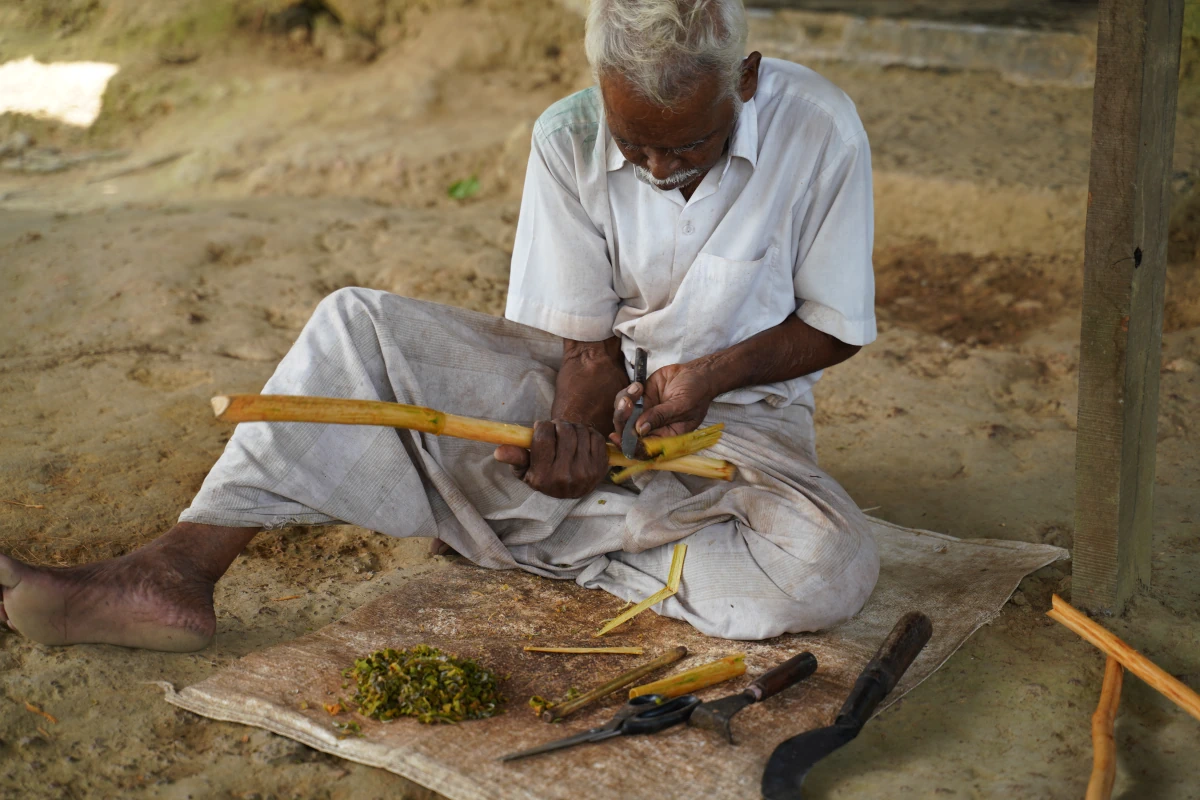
[540,646,688,722]
[1047,595,1200,723]
[212,395,735,481]
[1086,656,1124,800]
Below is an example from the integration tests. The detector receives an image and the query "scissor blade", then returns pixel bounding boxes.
[498,728,617,763]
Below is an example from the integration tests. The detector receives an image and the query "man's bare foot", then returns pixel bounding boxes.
[429,538,461,557]
[0,522,258,652]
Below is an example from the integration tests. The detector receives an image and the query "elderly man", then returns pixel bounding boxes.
[0,0,878,650]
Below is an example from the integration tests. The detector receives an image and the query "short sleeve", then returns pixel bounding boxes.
[792,132,876,347]
[504,127,619,341]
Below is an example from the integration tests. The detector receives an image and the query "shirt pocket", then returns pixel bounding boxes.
[679,245,792,358]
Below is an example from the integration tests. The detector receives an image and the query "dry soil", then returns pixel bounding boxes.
[1,2,1198,798]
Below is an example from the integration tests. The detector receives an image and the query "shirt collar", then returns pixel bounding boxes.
[603,96,759,172]
[605,125,625,172]
[729,96,758,168]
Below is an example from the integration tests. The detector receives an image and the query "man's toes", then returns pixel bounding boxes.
[0,554,24,629]
[0,553,24,590]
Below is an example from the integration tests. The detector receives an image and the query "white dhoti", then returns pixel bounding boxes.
[182,288,879,640]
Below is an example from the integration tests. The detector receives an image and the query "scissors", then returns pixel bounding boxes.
[499,693,700,763]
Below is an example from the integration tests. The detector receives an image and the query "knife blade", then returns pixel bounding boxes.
[689,651,817,744]
[621,348,648,459]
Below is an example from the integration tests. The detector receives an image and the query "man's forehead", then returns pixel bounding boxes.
[601,73,727,144]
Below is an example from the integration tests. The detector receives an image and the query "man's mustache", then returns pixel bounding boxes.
[633,164,704,190]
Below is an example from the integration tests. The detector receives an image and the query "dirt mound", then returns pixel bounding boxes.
[875,240,1076,345]
[878,235,1200,345]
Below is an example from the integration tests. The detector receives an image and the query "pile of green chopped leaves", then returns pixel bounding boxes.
[343,645,505,724]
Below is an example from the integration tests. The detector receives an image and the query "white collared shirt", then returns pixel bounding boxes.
[504,58,875,407]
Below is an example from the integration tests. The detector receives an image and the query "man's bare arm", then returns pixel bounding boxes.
[695,315,859,398]
[616,316,860,438]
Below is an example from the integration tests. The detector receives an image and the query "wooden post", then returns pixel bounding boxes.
[1073,0,1183,613]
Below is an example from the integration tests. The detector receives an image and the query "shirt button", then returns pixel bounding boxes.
[682,221,695,235]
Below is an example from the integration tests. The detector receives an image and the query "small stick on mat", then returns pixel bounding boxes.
[1046,594,1200,723]
[1086,656,1123,800]
[594,544,686,637]
[540,646,687,722]
[212,395,735,481]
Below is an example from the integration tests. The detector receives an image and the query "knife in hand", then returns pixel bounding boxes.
[621,348,648,459]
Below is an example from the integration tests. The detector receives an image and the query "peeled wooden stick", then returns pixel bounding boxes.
[1047,595,1200,722]
[610,424,725,484]
[523,646,643,655]
[540,646,687,722]
[594,544,687,637]
[644,424,724,459]
[629,653,747,699]
[211,395,735,481]
[1086,656,1124,800]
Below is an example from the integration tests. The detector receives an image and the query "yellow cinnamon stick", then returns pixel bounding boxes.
[628,653,747,699]
[211,395,735,481]
[594,544,687,637]
[610,424,725,483]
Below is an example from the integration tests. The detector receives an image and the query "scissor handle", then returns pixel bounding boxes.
[620,694,701,735]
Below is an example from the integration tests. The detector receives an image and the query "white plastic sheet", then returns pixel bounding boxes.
[0,56,119,127]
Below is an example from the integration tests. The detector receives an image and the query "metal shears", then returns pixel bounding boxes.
[498,693,700,763]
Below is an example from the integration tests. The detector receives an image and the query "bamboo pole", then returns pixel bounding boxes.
[1047,595,1200,723]
[629,653,747,699]
[211,395,735,481]
[1086,656,1124,800]
[540,646,687,722]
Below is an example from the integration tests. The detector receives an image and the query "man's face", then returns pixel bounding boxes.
[601,55,759,194]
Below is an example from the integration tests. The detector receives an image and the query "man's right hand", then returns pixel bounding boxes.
[494,419,610,499]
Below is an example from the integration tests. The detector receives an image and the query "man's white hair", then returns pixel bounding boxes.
[585,0,749,107]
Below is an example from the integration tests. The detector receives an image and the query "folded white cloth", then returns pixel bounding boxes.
[182,289,879,639]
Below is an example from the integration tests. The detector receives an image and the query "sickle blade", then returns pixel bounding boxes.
[760,723,859,800]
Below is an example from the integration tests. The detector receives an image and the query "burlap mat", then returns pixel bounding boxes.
[163,519,1065,799]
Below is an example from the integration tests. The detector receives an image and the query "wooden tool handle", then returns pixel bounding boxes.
[836,612,933,727]
[1047,594,1200,723]
[871,612,934,689]
[746,651,818,703]
[212,395,735,481]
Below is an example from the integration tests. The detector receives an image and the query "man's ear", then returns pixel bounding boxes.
[739,52,762,102]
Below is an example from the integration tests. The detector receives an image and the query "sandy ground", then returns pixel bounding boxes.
[1,2,1199,798]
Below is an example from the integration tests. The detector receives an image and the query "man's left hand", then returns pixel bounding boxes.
[611,361,717,442]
